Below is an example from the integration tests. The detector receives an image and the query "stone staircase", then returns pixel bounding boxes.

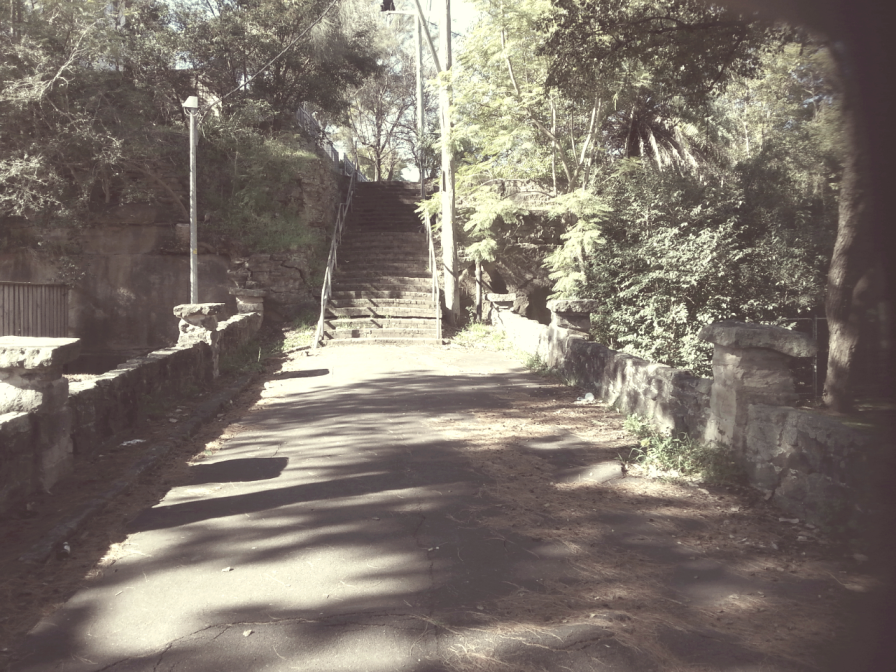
[320,181,440,346]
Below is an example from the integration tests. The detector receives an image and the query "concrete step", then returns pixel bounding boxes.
[336,255,429,275]
[332,279,433,292]
[324,327,437,340]
[326,305,435,318]
[338,250,428,261]
[329,297,437,308]
[321,336,441,346]
[334,271,432,281]
[325,317,437,329]
[340,243,427,253]
[339,242,428,253]
[343,226,423,235]
[341,228,425,237]
[330,289,433,300]
[338,247,427,258]
[337,262,431,274]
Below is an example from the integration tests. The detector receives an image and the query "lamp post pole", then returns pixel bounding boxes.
[183,96,200,303]
[415,14,424,199]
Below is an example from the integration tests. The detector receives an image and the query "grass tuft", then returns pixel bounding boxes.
[452,322,515,352]
[282,311,319,352]
[622,414,745,485]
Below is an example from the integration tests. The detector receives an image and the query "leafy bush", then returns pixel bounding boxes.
[547,160,835,375]
[197,121,328,254]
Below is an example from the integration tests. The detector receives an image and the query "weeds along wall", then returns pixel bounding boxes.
[489,304,877,532]
[0,313,261,513]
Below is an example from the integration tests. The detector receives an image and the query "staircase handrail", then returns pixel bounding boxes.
[313,169,358,349]
[423,211,442,341]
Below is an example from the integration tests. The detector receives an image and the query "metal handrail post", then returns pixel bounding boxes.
[313,169,358,349]
[424,211,441,341]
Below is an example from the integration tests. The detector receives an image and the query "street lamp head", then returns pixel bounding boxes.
[182,96,199,111]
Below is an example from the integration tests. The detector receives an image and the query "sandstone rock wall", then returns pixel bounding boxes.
[227,252,319,323]
[0,147,343,354]
[492,307,710,436]
[490,305,877,530]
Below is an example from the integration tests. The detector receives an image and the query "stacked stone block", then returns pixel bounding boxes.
[0,336,81,501]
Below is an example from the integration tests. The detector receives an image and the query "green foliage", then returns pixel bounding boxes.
[198,123,327,253]
[0,0,183,225]
[544,41,839,375]
[549,163,833,374]
[449,5,842,380]
[622,414,744,485]
[523,353,551,375]
[172,0,381,120]
[0,0,385,233]
[540,0,780,105]
[452,321,515,351]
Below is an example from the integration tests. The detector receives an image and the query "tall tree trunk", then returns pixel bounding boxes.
[823,103,872,412]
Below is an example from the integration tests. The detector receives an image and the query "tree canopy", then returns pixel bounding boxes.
[436,0,842,377]
[0,0,383,228]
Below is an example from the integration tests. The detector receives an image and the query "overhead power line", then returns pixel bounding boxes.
[209,0,341,115]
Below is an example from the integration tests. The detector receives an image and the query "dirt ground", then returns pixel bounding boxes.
[0,339,891,670]
[425,368,890,670]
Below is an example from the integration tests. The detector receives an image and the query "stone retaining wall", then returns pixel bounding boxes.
[490,303,876,530]
[0,311,261,513]
[491,308,711,436]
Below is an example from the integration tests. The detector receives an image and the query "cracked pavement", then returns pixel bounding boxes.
[7,344,886,671]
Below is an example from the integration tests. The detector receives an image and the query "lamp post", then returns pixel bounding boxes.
[182,96,200,303]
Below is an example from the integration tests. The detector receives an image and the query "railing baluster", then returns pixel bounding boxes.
[313,169,358,348]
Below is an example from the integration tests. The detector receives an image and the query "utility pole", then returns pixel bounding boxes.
[415,14,424,200]
[183,96,200,303]
[386,1,458,324]
[439,0,459,326]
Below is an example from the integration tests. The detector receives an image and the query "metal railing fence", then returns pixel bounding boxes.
[423,212,442,341]
[312,169,359,348]
[296,105,367,182]
[0,282,69,337]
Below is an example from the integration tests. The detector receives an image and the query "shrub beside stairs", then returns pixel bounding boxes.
[320,181,441,346]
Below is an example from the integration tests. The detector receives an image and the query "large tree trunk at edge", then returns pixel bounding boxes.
[823,104,872,412]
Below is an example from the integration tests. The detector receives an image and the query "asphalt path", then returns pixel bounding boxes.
[12,345,662,672]
[12,343,877,671]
